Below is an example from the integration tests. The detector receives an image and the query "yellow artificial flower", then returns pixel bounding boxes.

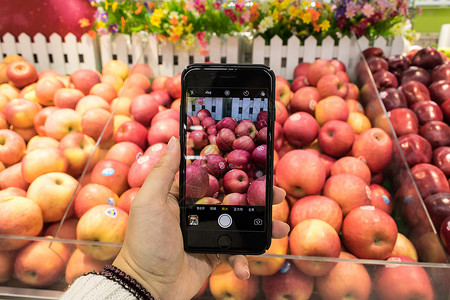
[272,9,279,22]
[173,24,184,36]
[104,0,109,10]
[112,2,118,13]
[301,11,312,24]
[288,6,296,16]
[78,18,90,28]
[185,23,193,33]
[321,20,330,32]
[150,9,164,28]
[302,1,311,8]
[279,0,289,10]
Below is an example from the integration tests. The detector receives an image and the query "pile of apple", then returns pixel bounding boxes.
[0,56,184,288]
[360,46,450,257]
[0,53,443,299]
[186,108,268,206]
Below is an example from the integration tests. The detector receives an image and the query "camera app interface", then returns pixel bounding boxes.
[184,87,269,231]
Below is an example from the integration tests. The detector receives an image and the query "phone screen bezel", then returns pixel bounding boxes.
[179,64,276,255]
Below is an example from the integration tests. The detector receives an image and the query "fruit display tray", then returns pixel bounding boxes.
[1,42,449,300]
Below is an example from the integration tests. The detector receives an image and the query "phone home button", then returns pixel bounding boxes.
[218,214,232,228]
[217,234,232,249]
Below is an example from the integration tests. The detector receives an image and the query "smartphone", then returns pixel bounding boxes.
[179,64,275,255]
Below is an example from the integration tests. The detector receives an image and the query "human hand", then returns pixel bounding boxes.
[113,137,290,299]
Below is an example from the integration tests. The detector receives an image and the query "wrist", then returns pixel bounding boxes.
[113,254,166,300]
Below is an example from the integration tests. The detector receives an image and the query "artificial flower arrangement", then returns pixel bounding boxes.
[85,0,413,55]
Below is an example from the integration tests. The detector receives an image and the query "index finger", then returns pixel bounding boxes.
[273,186,286,205]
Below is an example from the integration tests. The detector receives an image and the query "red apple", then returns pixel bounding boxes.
[315,252,371,300]
[90,159,130,195]
[369,184,393,215]
[373,69,398,90]
[105,141,143,167]
[123,73,150,93]
[275,100,289,125]
[34,77,65,106]
[323,173,371,216]
[165,73,182,99]
[352,128,392,173]
[65,248,108,285]
[440,216,450,254]
[306,58,336,86]
[6,60,38,88]
[59,132,101,176]
[209,263,258,300]
[0,196,43,251]
[0,187,26,200]
[232,136,255,153]
[216,128,236,152]
[396,133,433,167]
[147,118,179,145]
[3,98,41,129]
[366,56,389,73]
[75,95,110,115]
[74,183,119,218]
[400,66,431,86]
[114,120,148,150]
[330,156,371,185]
[317,74,348,99]
[44,108,82,140]
[391,233,418,261]
[76,205,128,260]
[431,63,450,82]
[129,63,154,79]
[222,193,247,205]
[70,69,101,95]
[424,192,450,231]
[196,108,212,122]
[315,95,349,126]
[54,88,84,109]
[197,154,228,178]
[151,75,170,91]
[379,87,407,111]
[411,46,444,70]
[128,154,160,188]
[33,106,57,136]
[293,62,311,78]
[188,130,209,150]
[289,219,340,276]
[290,86,320,115]
[26,172,78,222]
[130,94,159,126]
[374,256,434,300]
[205,174,219,198]
[117,187,140,214]
[14,238,70,287]
[223,169,249,194]
[275,76,291,106]
[318,120,355,158]
[342,206,398,259]
[387,54,411,78]
[283,112,319,147]
[441,99,450,123]
[289,195,343,232]
[21,148,68,183]
[290,75,308,92]
[45,217,78,241]
[81,108,114,142]
[0,129,26,166]
[0,163,29,190]
[89,82,117,103]
[276,150,326,198]
[248,236,289,276]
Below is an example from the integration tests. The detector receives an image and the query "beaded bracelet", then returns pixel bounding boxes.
[86,265,155,300]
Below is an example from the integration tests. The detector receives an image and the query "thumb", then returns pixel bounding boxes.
[136,136,181,206]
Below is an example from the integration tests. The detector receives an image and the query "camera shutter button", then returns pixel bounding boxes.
[218,214,232,228]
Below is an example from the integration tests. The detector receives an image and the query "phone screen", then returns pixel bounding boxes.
[180,64,275,254]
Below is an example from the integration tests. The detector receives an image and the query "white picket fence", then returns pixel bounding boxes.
[1,32,404,80]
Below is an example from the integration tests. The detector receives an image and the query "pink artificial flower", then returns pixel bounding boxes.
[361,3,374,18]
[212,1,221,9]
[240,10,251,24]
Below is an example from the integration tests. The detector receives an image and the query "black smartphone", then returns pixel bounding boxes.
[179,64,275,255]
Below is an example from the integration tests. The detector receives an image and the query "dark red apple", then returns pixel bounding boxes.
[186,165,209,199]
[411,163,450,199]
[216,117,238,132]
[362,47,385,59]
[442,99,450,122]
[379,88,407,111]
[440,216,450,255]
[424,192,450,232]
[398,80,431,105]
[199,154,228,177]
[388,108,419,136]
[252,144,267,168]
[387,55,411,78]
[411,101,444,125]
[396,134,433,167]
[411,46,444,70]
[367,56,389,74]
[419,121,450,149]
[196,108,211,121]
[432,64,450,82]
[433,147,450,176]
[373,70,398,90]
[255,127,267,145]
[226,149,252,171]
[429,80,450,105]
[400,66,431,86]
